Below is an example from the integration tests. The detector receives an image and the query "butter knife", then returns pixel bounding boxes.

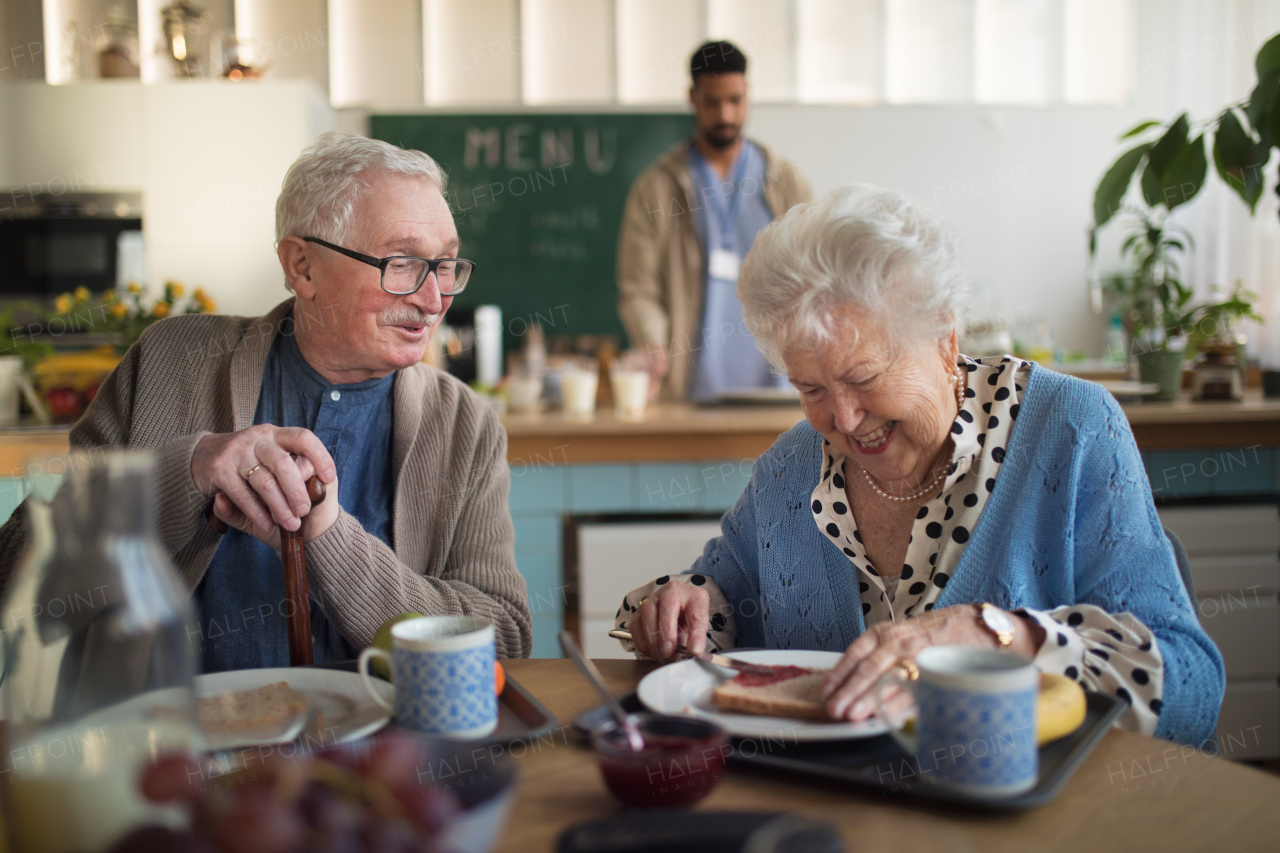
[607,629,773,674]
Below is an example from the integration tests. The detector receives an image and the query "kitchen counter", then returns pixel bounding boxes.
[1121,391,1280,449]
[505,392,1280,462]
[503,403,805,464]
[3,392,1280,471]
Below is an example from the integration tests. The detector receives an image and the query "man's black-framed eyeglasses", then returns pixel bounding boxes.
[303,236,475,296]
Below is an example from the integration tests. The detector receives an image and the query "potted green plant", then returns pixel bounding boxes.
[1099,209,1197,399]
[1091,31,1278,397]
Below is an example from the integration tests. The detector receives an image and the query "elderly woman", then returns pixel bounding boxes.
[616,185,1223,746]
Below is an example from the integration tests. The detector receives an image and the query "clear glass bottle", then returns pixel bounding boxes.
[1,451,200,853]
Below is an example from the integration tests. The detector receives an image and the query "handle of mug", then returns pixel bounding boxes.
[357,647,395,712]
[872,659,921,756]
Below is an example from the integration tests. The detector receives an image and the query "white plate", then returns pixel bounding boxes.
[195,667,395,751]
[636,650,889,741]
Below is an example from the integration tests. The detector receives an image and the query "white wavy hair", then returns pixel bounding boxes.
[275,130,448,257]
[738,184,969,368]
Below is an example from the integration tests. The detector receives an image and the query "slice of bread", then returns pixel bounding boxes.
[711,666,834,722]
[198,681,310,733]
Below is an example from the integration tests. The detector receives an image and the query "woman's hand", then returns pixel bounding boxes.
[631,582,710,662]
[821,604,1037,721]
[193,425,338,545]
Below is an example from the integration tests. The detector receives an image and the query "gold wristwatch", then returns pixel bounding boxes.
[978,603,1016,648]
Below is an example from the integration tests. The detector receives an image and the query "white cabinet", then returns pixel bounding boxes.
[576,519,722,660]
[0,82,146,190]
[1160,504,1280,761]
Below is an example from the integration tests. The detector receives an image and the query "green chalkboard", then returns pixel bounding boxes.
[371,113,692,352]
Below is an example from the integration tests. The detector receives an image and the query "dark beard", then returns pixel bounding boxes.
[701,125,740,149]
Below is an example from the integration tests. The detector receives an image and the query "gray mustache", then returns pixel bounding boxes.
[379,309,438,326]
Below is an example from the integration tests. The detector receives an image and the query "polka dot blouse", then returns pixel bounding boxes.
[616,356,1165,735]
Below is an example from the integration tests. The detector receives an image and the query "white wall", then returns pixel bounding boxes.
[749,104,1142,355]
[0,80,335,318]
[1,82,146,191]
[139,80,335,317]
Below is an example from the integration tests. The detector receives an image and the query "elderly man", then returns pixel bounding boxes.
[0,131,532,670]
[617,40,811,402]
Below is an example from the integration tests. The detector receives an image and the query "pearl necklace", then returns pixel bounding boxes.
[858,366,966,504]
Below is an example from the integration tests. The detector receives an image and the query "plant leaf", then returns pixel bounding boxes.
[1214,109,1267,213]
[1146,113,1190,177]
[1256,32,1280,78]
[1119,119,1162,140]
[1156,134,1208,210]
[1093,142,1152,226]
[1163,146,1208,210]
[1246,69,1280,127]
[1141,158,1164,207]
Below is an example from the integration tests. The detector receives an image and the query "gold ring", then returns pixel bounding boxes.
[243,464,263,479]
[637,596,650,608]
[896,659,920,682]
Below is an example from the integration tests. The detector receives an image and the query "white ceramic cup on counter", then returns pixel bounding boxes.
[610,367,649,420]
[560,367,599,419]
[507,373,544,413]
[358,615,498,739]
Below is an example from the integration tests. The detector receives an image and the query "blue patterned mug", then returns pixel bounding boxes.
[875,645,1038,798]
[358,616,497,739]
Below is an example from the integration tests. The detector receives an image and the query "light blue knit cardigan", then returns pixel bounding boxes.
[689,364,1224,746]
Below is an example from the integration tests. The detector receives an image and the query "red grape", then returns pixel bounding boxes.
[108,826,217,853]
[201,796,305,853]
[141,753,202,804]
[392,783,460,836]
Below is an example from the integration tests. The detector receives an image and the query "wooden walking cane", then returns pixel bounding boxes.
[206,475,327,666]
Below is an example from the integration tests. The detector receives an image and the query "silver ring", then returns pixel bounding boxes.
[243,464,263,479]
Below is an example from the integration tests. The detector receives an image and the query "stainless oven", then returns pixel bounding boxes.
[0,192,143,301]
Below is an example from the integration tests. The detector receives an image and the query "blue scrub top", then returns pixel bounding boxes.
[688,140,786,403]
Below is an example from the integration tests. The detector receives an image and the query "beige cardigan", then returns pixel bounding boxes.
[616,139,812,400]
[0,300,532,657]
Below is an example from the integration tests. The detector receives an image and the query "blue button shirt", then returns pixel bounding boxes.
[688,140,786,403]
[194,316,396,672]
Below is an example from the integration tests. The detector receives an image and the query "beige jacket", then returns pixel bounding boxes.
[0,300,532,657]
[616,139,812,400]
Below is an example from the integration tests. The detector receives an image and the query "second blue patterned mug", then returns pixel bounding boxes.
[359,615,497,739]
[874,645,1039,798]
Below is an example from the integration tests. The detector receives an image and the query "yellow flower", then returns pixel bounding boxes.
[167,281,185,299]
[54,294,74,314]
[152,302,169,318]
[103,290,117,303]
[110,302,128,318]
[73,286,92,304]
[127,282,142,294]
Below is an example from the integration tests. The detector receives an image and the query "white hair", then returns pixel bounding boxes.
[738,184,969,367]
[275,130,448,251]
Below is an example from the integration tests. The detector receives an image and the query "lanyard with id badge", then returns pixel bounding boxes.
[693,146,752,283]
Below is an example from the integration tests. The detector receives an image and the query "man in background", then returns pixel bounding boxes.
[617,40,812,402]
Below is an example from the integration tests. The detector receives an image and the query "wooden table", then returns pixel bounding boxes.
[495,659,1280,852]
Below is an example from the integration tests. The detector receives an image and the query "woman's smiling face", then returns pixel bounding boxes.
[783,306,960,490]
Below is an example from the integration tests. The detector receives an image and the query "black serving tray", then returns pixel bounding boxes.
[316,659,560,747]
[728,692,1126,810]
[575,690,1124,810]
